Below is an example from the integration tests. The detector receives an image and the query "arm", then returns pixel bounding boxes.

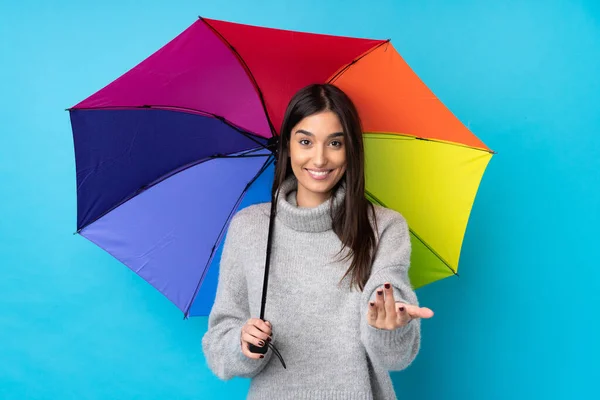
[360,211,421,371]
[201,212,272,380]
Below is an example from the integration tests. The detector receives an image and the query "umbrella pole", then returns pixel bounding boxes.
[258,196,277,321]
[248,190,287,368]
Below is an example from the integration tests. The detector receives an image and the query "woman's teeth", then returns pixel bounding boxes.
[307,169,332,179]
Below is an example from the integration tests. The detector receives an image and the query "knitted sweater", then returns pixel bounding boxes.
[202,176,421,399]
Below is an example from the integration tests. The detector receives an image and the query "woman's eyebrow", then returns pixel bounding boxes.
[295,129,344,138]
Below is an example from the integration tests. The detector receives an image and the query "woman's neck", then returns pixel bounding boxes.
[275,175,346,233]
[295,186,332,208]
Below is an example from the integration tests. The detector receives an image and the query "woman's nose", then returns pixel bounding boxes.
[313,146,327,166]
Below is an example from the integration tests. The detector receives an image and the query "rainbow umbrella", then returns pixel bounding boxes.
[68,17,494,318]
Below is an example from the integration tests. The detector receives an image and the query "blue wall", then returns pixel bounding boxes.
[1,1,598,399]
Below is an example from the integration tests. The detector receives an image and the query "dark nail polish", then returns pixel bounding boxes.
[267,337,271,342]
[260,355,264,358]
[369,302,375,307]
[258,341,264,346]
[399,307,405,312]
[384,283,391,289]
[377,290,383,296]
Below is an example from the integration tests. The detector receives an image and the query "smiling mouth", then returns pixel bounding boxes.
[305,169,333,180]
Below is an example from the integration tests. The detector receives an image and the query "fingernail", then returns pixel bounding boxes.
[399,307,405,312]
[267,337,271,342]
[377,290,383,296]
[260,355,264,358]
[384,283,391,289]
[258,341,264,346]
[369,302,375,307]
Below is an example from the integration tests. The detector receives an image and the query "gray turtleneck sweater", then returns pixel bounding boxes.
[202,176,421,400]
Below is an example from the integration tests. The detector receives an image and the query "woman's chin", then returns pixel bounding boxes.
[298,175,342,196]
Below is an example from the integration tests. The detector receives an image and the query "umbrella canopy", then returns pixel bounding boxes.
[69,17,493,318]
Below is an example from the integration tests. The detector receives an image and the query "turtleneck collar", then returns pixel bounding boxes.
[274,175,346,233]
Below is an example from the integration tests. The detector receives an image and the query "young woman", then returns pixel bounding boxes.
[202,83,433,399]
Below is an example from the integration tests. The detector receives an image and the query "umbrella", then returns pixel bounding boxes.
[68,17,494,322]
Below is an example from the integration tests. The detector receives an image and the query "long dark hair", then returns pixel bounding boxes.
[272,83,377,291]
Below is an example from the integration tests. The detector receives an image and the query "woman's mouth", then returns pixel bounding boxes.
[305,169,333,181]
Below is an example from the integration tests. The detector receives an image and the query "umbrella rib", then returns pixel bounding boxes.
[69,105,270,151]
[199,16,278,138]
[365,132,496,154]
[365,189,458,276]
[74,150,271,234]
[216,150,272,158]
[327,40,391,85]
[184,156,276,318]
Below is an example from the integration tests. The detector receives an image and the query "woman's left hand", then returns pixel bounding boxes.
[367,282,434,330]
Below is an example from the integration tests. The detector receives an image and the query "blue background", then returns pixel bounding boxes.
[1,1,598,399]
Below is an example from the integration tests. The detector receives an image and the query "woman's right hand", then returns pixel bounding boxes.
[240,318,272,359]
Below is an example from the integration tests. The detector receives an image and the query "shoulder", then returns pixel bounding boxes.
[369,205,412,270]
[220,203,271,259]
[371,204,410,237]
[228,202,271,232]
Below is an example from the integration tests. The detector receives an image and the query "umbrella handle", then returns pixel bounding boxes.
[248,343,268,354]
[249,341,287,369]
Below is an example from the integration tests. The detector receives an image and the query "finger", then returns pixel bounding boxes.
[245,324,271,343]
[395,302,410,322]
[406,306,434,319]
[249,318,273,337]
[395,309,404,326]
[254,318,272,336]
[383,283,396,317]
[264,320,273,339]
[241,329,267,349]
[241,328,261,346]
[367,301,378,326]
[246,318,272,340]
[375,287,386,323]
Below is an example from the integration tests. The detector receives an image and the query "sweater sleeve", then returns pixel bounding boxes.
[360,210,421,371]
[201,211,272,380]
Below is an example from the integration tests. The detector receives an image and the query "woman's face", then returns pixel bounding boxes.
[289,111,347,207]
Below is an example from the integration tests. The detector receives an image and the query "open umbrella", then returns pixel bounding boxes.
[68,17,494,323]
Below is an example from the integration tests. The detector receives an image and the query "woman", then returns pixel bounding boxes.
[202,83,433,399]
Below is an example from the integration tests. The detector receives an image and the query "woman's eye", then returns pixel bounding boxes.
[331,140,343,147]
[299,139,311,146]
